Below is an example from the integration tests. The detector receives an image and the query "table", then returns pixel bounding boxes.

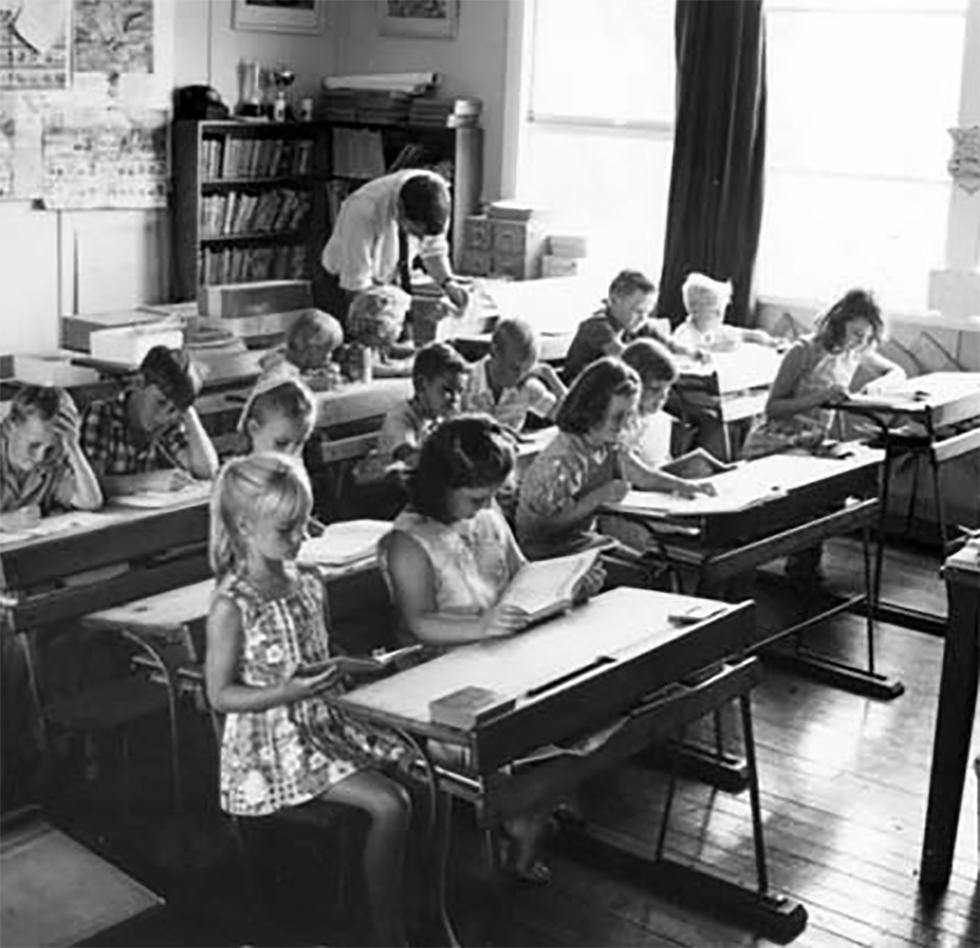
[604,445,899,700]
[834,371,980,634]
[336,587,807,943]
[919,542,980,889]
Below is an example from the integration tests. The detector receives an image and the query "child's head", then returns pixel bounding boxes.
[210,453,312,580]
[621,339,678,415]
[557,356,640,445]
[347,286,412,352]
[489,318,539,389]
[3,385,72,471]
[607,270,657,333]
[397,174,451,239]
[239,376,316,456]
[133,346,200,437]
[681,273,732,331]
[814,289,884,354]
[285,310,344,372]
[409,414,516,524]
[412,341,468,419]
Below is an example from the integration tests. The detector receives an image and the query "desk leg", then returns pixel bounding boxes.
[919,575,979,890]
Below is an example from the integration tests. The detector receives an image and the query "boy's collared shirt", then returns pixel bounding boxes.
[0,419,74,514]
[563,307,672,383]
[80,390,189,477]
[461,356,556,432]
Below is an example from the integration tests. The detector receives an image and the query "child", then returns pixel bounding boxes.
[517,357,713,561]
[0,385,102,531]
[742,288,905,581]
[380,415,604,883]
[359,341,468,480]
[80,346,219,498]
[672,272,778,353]
[206,453,412,946]
[346,285,415,375]
[260,309,345,389]
[562,269,699,384]
[620,338,678,470]
[237,374,317,458]
[461,317,566,432]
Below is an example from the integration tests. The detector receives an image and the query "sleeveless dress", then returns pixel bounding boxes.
[742,338,860,460]
[216,567,404,817]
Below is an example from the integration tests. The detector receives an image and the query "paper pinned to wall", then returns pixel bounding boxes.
[73,0,154,75]
[0,3,69,91]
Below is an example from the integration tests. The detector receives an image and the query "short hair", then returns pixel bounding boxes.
[241,378,316,441]
[347,286,412,350]
[408,415,516,523]
[681,272,732,312]
[140,346,200,411]
[398,174,450,236]
[286,309,344,358]
[621,339,677,387]
[556,357,639,435]
[814,288,885,353]
[412,341,468,389]
[608,269,656,300]
[491,318,538,363]
[7,385,76,429]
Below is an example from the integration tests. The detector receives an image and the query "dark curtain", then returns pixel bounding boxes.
[656,0,767,327]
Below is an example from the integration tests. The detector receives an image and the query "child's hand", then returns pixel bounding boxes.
[689,479,717,497]
[693,348,711,363]
[822,384,849,405]
[670,479,713,500]
[53,394,81,450]
[443,280,470,312]
[572,562,606,604]
[593,478,630,507]
[144,468,194,492]
[288,661,343,696]
[482,602,530,637]
[0,504,42,532]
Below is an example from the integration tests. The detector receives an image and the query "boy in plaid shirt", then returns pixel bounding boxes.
[80,346,219,497]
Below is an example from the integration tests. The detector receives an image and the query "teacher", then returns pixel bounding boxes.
[318,169,470,327]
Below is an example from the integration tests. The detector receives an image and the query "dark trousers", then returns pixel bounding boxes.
[312,267,353,328]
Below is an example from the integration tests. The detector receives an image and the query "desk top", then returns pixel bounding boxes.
[337,587,752,770]
[314,378,413,429]
[944,542,980,581]
[676,346,783,396]
[840,371,980,426]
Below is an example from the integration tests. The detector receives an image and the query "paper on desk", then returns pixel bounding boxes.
[298,520,390,568]
[111,481,213,509]
[0,510,106,542]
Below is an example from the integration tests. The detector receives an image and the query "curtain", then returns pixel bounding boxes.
[656,0,767,327]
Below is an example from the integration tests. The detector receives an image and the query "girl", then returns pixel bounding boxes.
[517,358,713,561]
[672,272,778,353]
[381,415,605,883]
[205,453,411,946]
[743,288,905,461]
[1,385,102,532]
[237,374,317,458]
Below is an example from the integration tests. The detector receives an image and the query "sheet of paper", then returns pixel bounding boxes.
[298,520,390,567]
[110,481,212,509]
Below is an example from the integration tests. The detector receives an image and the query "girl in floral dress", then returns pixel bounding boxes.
[205,452,411,946]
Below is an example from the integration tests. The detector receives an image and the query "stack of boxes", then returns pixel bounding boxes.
[542,234,589,278]
[459,200,547,280]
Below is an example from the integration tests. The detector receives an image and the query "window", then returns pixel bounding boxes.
[757,0,968,312]
[512,0,677,279]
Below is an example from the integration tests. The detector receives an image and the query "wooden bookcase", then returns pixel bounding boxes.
[171,118,483,299]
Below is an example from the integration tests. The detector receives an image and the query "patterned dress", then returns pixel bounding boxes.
[216,567,403,817]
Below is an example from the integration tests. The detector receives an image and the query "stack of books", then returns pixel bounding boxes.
[355,90,412,124]
[408,96,482,128]
[324,88,357,122]
[542,233,589,278]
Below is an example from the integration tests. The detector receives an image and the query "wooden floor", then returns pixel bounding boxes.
[19,538,980,947]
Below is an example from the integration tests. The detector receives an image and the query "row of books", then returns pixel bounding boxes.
[199,136,315,180]
[199,188,311,238]
[199,244,307,285]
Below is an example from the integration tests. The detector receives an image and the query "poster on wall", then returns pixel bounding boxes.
[0,92,43,197]
[74,0,154,75]
[0,3,70,90]
[41,104,168,209]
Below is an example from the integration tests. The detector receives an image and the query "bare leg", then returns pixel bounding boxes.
[323,770,412,947]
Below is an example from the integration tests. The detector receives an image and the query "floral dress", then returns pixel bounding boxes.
[217,567,404,817]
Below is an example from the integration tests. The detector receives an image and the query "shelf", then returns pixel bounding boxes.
[201,176,324,188]
[199,231,303,244]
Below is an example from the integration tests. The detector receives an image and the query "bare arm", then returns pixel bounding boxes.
[51,397,102,510]
[174,407,219,480]
[740,327,779,347]
[858,349,907,392]
[621,452,714,498]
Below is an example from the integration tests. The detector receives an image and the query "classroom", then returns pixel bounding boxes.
[1,1,979,946]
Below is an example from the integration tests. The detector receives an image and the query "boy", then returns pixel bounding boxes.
[461,318,566,432]
[259,309,345,389]
[562,269,700,384]
[80,346,219,497]
[357,341,468,480]
[672,272,777,353]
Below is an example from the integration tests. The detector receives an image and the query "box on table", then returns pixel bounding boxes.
[11,354,100,387]
[198,280,313,318]
[89,323,184,367]
[62,310,168,353]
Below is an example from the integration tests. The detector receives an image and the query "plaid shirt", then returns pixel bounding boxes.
[0,418,74,514]
[80,390,189,477]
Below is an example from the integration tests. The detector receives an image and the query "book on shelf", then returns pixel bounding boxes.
[204,136,315,181]
[200,244,306,285]
[497,548,600,625]
[199,188,311,238]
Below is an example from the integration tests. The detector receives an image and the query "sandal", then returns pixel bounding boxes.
[494,823,552,886]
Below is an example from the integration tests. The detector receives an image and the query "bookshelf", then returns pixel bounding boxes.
[172,118,483,297]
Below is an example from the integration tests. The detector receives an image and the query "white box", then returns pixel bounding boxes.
[12,354,100,387]
[89,324,184,367]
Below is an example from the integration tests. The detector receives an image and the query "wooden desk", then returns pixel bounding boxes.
[605,446,898,700]
[314,378,413,432]
[920,543,980,889]
[336,588,807,942]
[835,371,980,634]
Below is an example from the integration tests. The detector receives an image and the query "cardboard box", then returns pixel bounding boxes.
[62,310,168,353]
[198,280,313,318]
[541,255,581,278]
[89,324,184,367]
[12,354,100,387]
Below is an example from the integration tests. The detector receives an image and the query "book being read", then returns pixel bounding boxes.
[497,548,600,625]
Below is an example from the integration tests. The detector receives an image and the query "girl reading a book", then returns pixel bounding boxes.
[206,453,414,946]
[516,358,713,562]
[380,414,604,883]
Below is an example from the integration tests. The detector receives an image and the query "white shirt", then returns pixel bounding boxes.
[625,410,673,470]
[672,317,742,352]
[321,170,451,292]
[461,356,557,432]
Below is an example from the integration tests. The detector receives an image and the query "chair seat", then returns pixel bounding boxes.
[44,678,169,731]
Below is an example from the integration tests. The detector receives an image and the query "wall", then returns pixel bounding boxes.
[330,0,510,201]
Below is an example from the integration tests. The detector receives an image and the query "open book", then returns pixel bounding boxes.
[498,548,600,625]
[295,644,423,679]
[659,448,735,480]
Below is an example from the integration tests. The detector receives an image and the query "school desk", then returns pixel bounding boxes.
[313,377,413,431]
[833,371,980,633]
[919,542,980,890]
[603,445,899,701]
[334,587,807,943]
